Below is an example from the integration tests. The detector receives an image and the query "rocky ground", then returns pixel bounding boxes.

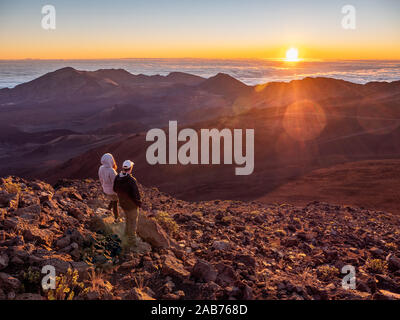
[1,176,400,300]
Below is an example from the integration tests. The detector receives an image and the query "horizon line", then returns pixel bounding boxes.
[1,57,400,62]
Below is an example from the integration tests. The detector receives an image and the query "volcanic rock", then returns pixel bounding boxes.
[0,254,9,270]
[0,272,21,291]
[124,287,155,300]
[162,254,190,279]
[138,214,170,249]
[192,259,218,283]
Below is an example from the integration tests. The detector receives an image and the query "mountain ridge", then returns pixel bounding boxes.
[1,67,400,106]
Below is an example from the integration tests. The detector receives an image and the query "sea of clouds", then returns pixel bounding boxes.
[0,59,399,89]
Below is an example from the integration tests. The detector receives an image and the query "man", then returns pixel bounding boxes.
[113,160,142,247]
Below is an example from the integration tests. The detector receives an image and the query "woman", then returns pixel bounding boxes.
[98,153,120,221]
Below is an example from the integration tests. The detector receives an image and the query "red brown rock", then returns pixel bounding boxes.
[192,259,217,283]
[138,214,171,249]
[162,254,190,279]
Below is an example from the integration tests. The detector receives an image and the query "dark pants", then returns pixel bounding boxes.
[108,200,119,219]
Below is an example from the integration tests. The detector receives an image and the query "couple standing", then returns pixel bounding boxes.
[98,153,142,247]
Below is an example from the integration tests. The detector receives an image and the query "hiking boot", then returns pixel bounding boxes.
[126,236,151,254]
[121,234,137,250]
[127,235,138,246]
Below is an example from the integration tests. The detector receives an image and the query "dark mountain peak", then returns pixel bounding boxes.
[48,66,81,77]
[90,68,137,85]
[215,72,232,77]
[365,79,400,88]
[166,72,205,85]
[255,77,364,95]
[211,72,238,81]
[55,66,78,72]
[36,67,84,82]
[291,76,350,85]
[5,67,102,103]
[204,73,249,88]
[204,72,247,87]
[287,77,361,92]
[252,76,367,107]
[199,73,250,97]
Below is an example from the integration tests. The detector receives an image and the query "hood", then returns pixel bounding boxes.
[101,153,115,168]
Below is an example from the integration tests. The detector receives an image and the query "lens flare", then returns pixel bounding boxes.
[283,100,327,141]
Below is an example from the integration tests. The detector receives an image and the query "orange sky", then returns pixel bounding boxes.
[1,0,399,60]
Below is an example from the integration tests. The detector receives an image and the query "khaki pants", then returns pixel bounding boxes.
[125,205,139,244]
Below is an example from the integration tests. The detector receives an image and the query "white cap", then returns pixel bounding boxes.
[122,160,134,169]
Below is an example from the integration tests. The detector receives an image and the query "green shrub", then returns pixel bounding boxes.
[22,267,41,293]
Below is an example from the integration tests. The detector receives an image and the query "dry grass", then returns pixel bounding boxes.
[133,273,147,290]
[366,259,388,274]
[154,210,179,235]
[88,269,113,292]
[47,268,88,300]
[192,211,203,219]
[317,265,339,282]
[1,177,22,194]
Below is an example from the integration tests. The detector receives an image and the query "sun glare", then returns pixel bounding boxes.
[285,48,299,62]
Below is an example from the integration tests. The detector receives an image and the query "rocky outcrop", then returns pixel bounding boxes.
[0,176,400,300]
[137,214,171,249]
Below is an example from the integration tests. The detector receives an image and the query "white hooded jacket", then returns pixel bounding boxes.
[98,153,117,195]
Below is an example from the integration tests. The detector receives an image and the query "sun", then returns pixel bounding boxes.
[285,48,299,62]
